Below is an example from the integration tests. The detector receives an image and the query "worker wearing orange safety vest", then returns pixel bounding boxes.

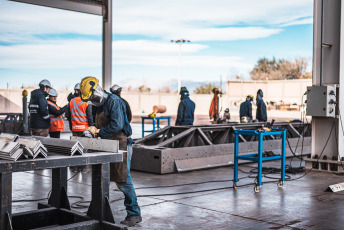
[65,92,94,136]
[47,88,66,138]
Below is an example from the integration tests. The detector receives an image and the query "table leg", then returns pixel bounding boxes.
[88,163,115,223]
[168,117,171,126]
[234,134,239,182]
[281,131,286,181]
[142,118,144,137]
[153,119,156,133]
[48,168,69,209]
[258,134,263,186]
[157,119,160,129]
[0,172,12,230]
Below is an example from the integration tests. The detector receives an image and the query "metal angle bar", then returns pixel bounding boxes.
[183,130,195,147]
[70,136,118,153]
[157,128,196,147]
[10,0,103,15]
[287,123,302,138]
[158,129,170,144]
[219,129,230,144]
[135,126,170,144]
[196,128,213,145]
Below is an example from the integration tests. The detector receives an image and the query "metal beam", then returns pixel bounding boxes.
[102,0,112,90]
[10,0,103,15]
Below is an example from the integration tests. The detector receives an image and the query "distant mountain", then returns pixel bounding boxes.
[118,78,226,93]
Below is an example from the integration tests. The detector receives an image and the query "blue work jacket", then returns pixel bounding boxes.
[239,100,252,120]
[98,93,132,139]
[256,98,267,122]
[29,89,50,129]
[176,94,195,125]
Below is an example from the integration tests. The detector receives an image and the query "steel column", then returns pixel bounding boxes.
[102,0,112,90]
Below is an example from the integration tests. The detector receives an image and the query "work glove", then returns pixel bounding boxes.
[85,126,100,136]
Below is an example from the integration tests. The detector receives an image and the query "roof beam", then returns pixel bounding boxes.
[10,0,103,15]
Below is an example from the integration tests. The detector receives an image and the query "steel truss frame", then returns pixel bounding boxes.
[132,122,311,174]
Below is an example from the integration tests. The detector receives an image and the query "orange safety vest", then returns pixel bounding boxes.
[70,97,89,132]
[47,101,64,132]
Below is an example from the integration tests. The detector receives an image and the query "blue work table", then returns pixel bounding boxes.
[233,128,286,192]
[141,116,171,137]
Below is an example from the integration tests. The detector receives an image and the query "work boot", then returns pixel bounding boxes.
[120,215,142,227]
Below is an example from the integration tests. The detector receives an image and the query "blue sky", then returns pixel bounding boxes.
[0,0,313,91]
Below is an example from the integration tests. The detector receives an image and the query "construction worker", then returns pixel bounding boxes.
[176,87,195,126]
[80,76,141,227]
[209,87,221,121]
[239,95,253,122]
[67,83,81,102]
[223,108,231,120]
[256,89,267,122]
[110,84,132,122]
[65,85,93,137]
[29,79,51,137]
[47,88,65,138]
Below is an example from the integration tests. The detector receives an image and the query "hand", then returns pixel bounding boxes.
[85,126,100,136]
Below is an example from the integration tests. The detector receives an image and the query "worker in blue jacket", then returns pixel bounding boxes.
[79,77,141,227]
[256,89,267,122]
[175,87,195,126]
[239,95,253,122]
[29,79,52,136]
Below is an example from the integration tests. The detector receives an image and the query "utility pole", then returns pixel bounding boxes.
[171,39,190,94]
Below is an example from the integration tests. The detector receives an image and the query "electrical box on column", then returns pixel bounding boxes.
[306,85,336,117]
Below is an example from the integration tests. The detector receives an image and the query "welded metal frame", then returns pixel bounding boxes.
[132,122,311,174]
[10,0,112,89]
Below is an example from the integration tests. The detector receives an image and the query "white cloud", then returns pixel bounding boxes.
[0,0,312,43]
[0,39,251,70]
[280,17,313,27]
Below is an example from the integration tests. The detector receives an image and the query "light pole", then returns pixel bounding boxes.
[171,39,190,94]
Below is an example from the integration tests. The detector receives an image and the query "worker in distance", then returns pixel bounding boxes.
[239,95,253,123]
[176,86,195,126]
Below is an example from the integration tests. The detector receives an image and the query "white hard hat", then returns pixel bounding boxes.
[110,84,122,94]
[74,83,80,90]
[39,79,52,88]
[48,88,58,97]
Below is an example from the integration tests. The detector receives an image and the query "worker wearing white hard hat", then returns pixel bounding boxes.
[29,79,52,137]
[47,88,66,138]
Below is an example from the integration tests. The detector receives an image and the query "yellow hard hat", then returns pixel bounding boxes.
[80,76,99,100]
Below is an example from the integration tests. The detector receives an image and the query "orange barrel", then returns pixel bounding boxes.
[153,105,166,114]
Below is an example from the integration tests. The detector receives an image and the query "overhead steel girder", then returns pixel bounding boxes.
[10,0,103,15]
[9,0,112,90]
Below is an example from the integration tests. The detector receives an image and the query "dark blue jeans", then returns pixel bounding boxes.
[115,144,141,216]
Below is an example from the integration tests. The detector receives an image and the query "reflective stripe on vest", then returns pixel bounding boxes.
[47,100,64,132]
[70,97,89,132]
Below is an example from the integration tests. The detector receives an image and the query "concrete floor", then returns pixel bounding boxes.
[12,160,344,230]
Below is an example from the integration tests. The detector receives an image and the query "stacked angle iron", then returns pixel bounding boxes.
[16,137,48,158]
[0,138,23,161]
[0,133,19,141]
[33,136,84,156]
